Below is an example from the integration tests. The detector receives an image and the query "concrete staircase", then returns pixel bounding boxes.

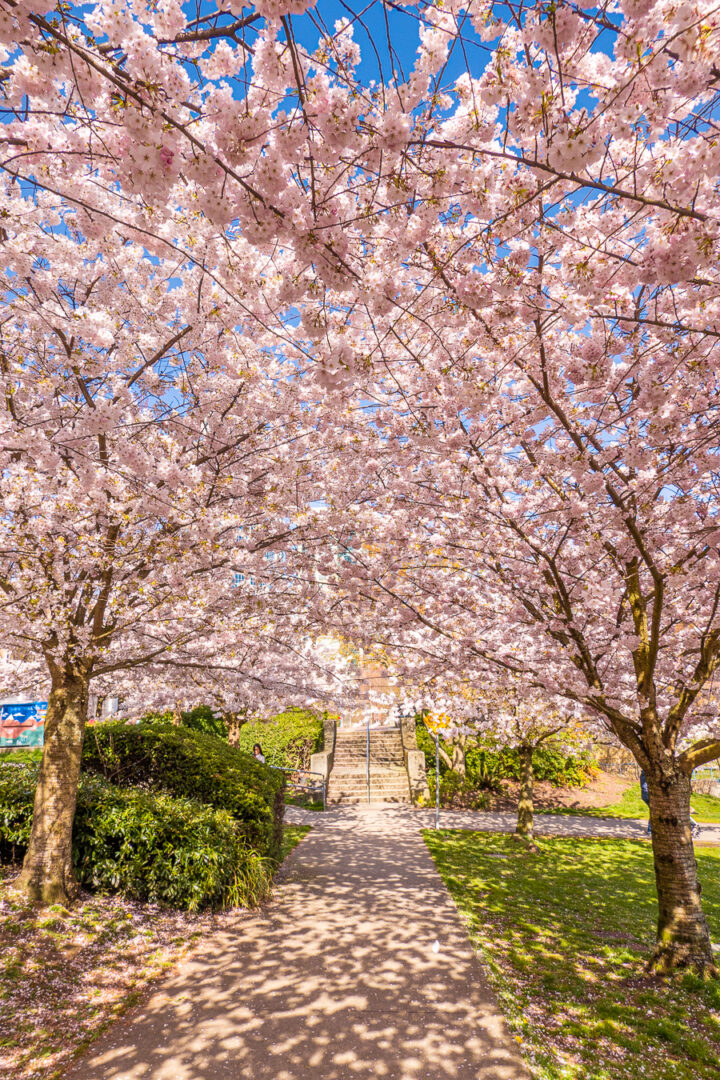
[327,727,411,804]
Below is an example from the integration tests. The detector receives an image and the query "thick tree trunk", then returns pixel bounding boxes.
[225,712,245,746]
[15,676,89,906]
[516,745,534,840]
[647,770,716,974]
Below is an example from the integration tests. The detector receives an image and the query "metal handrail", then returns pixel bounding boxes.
[268,764,326,811]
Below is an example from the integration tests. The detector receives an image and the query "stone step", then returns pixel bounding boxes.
[329,795,409,802]
[329,781,409,792]
[328,782,410,796]
[331,767,406,775]
[330,768,406,776]
[334,746,402,757]
[330,787,407,793]
[328,781,408,790]
[335,735,402,744]
[328,793,410,804]
[335,743,402,751]
[334,744,402,752]
[333,755,403,766]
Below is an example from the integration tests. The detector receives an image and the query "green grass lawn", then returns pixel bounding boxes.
[553,786,720,824]
[424,830,720,1080]
[0,747,42,764]
[278,824,311,863]
[284,794,325,811]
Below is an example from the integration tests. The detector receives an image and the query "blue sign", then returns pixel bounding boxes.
[0,702,47,747]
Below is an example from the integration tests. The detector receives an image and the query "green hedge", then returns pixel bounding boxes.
[82,721,285,860]
[236,709,324,771]
[0,763,271,911]
[139,705,228,740]
[416,722,596,789]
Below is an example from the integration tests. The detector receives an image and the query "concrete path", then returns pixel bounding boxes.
[64,808,529,1080]
[287,804,720,844]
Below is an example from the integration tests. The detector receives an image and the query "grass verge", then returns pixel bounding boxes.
[278,824,311,862]
[424,830,720,1080]
[549,786,720,823]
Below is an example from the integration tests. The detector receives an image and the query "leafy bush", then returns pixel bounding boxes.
[466,743,597,788]
[177,705,229,740]
[82,721,285,859]
[0,763,271,910]
[416,721,445,775]
[426,770,490,810]
[139,705,228,740]
[236,709,324,771]
[0,761,35,859]
[416,721,597,790]
[0,747,42,764]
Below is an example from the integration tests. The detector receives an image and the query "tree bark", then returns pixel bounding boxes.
[15,675,89,906]
[647,769,716,974]
[225,711,245,746]
[451,740,466,778]
[516,745,534,840]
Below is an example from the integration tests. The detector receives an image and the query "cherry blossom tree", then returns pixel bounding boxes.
[280,0,720,974]
[4,0,720,978]
[101,623,361,733]
[0,199,323,904]
[474,690,590,843]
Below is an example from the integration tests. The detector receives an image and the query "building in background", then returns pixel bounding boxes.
[0,697,46,748]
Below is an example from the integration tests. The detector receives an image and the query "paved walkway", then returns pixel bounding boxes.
[65,808,529,1080]
[287,804,720,844]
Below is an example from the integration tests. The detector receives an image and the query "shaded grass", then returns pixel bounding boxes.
[551,786,720,823]
[277,824,311,863]
[424,830,720,1080]
[284,794,325,811]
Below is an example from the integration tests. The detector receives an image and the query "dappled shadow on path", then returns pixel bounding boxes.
[63,809,528,1080]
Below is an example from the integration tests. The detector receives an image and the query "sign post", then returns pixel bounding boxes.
[434,730,440,830]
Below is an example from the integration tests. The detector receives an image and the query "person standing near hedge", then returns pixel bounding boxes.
[253,744,266,764]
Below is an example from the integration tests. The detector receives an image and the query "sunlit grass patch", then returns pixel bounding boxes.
[278,824,311,863]
[424,831,720,1080]
[551,785,720,823]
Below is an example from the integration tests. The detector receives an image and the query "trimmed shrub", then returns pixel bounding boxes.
[82,721,285,860]
[237,709,324,771]
[139,705,228,740]
[0,763,271,910]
